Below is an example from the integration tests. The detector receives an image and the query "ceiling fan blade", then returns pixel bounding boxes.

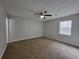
[34,12,42,15]
[45,15,52,16]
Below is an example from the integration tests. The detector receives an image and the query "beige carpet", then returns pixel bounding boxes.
[2,37,79,59]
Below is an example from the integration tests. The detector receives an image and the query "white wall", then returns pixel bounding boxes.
[44,14,79,46]
[0,3,7,59]
[8,18,44,42]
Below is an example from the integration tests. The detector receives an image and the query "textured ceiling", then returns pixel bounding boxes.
[2,0,79,20]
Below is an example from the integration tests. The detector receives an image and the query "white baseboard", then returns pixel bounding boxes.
[8,36,44,43]
[45,34,79,47]
[0,45,7,59]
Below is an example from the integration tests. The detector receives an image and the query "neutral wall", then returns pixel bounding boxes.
[0,3,7,59]
[8,18,44,42]
[44,14,79,46]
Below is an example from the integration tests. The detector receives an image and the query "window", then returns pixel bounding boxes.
[59,20,72,36]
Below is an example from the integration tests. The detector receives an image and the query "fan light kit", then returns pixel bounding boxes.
[40,15,45,19]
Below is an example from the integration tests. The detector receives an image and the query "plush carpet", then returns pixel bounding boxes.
[2,37,79,59]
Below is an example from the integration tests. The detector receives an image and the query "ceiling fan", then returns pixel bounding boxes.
[34,10,52,19]
[6,7,52,20]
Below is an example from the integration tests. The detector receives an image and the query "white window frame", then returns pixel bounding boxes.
[59,20,72,36]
